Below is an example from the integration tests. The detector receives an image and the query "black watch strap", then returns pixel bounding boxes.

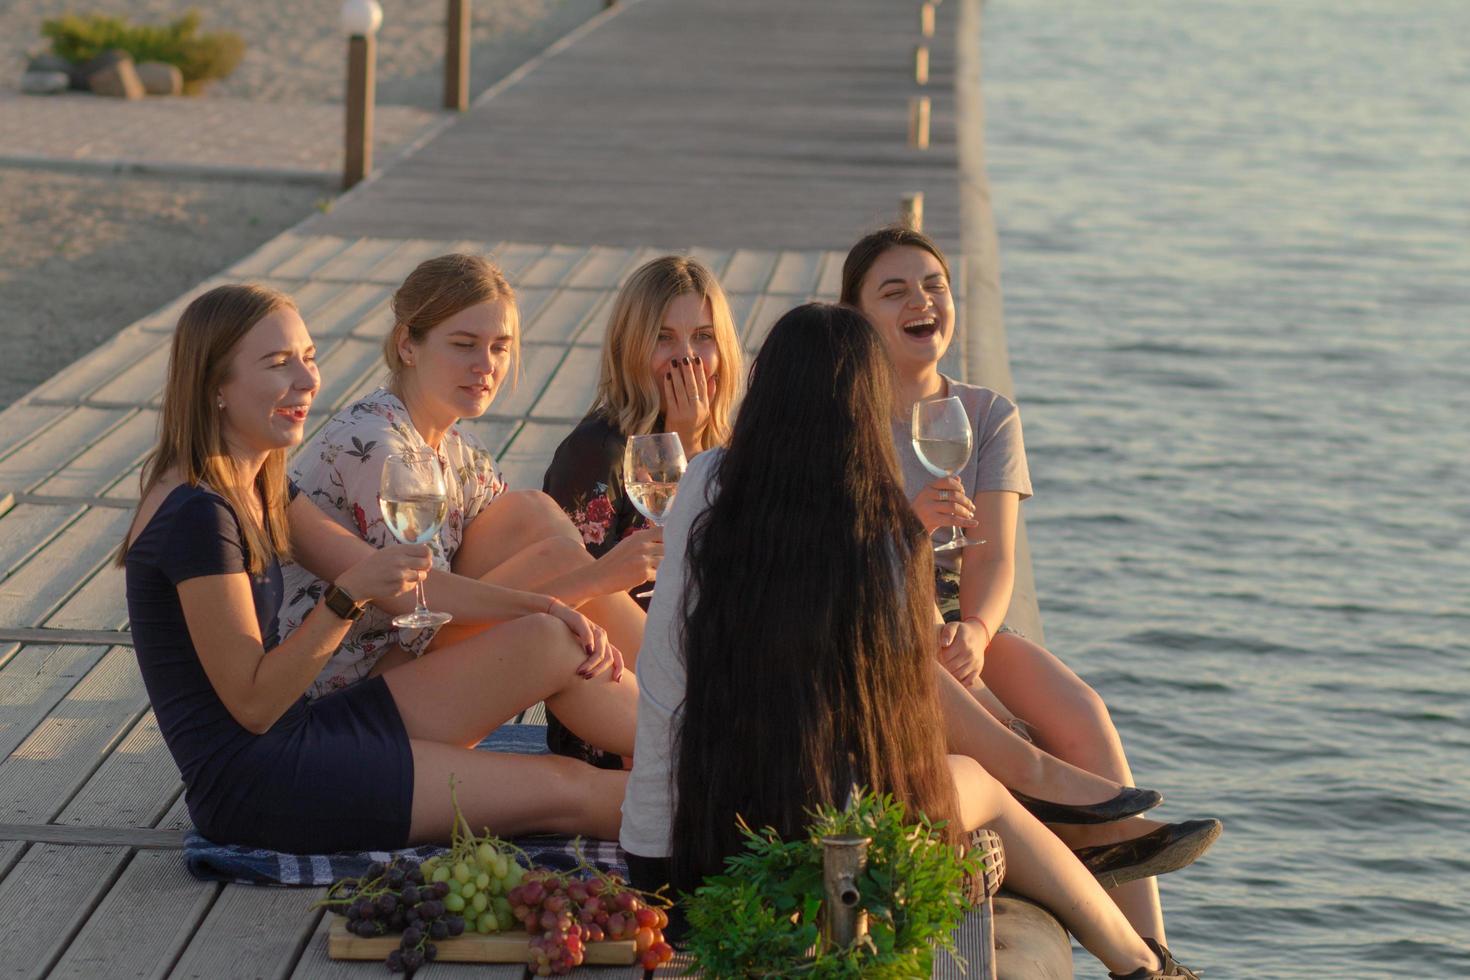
[323,584,364,622]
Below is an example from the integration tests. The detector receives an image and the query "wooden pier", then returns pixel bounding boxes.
[0,0,1064,974]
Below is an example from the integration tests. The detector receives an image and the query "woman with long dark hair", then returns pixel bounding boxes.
[621,303,1198,979]
[841,226,1220,942]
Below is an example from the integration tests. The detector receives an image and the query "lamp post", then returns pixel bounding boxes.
[445,0,470,110]
[341,0,382,190]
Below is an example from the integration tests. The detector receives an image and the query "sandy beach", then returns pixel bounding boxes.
[0,0,601,410]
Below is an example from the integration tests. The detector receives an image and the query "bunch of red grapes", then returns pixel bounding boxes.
[508,869,674,976]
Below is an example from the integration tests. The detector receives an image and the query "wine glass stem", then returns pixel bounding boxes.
[414,580,431,615]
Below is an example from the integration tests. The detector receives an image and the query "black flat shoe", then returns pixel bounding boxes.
[1011,786,1163,824]
[1074,818,1223,888]
[545,708,623,771]
[1109,937,1201,979]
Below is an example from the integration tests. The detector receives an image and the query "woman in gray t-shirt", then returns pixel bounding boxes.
[842,228,1220,943]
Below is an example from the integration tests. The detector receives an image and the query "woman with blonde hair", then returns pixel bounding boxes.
[121,283,636,853]
[543,255,742,594]
[279,253,659,765]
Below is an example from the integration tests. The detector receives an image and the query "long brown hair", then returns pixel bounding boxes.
[118,283,296,573]
[839,225,952,307]
[590,256,741,449]
[671,303,959,893]
[384,252,520,390]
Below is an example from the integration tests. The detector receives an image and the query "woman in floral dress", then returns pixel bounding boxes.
[279,255,659,714]
[543,256,743,599]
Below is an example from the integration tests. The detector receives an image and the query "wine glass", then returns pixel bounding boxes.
[623,432,687,598]
[379,449,453,629]
[912,396,981,553]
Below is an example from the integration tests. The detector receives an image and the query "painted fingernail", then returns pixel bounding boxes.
[682,356,690,365]
[666,372,672,381]
[693,355,701,364]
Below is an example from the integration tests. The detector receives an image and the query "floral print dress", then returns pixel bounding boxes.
[279,387,506,698]
[542,411,653,602]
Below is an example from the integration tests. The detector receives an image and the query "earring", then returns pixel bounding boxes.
[217,397,225,410]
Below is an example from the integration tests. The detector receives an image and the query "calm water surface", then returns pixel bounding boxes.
[982,2,1470,976]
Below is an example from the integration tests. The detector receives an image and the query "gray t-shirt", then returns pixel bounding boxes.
[619,448,722,858]
[892,377,1033,573]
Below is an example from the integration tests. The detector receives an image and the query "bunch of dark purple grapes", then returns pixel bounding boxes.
[321,857,467,974]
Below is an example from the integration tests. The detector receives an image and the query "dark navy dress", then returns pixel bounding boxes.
[125,483,414,853]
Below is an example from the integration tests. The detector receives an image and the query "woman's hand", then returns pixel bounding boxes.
[912,476,980,535]
[595,526,664,592]
[662,355,711,454]
[545,599,625,682]
[335,544,432,603]
[937,619,988,688]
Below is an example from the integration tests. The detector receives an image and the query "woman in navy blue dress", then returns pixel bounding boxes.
[120,283,638,853]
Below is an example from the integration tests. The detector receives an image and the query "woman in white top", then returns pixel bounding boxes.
[621,303,1199,980]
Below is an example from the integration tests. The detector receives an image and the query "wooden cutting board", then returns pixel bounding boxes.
[327,916,639,964]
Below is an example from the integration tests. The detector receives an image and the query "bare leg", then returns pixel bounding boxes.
[405,741,626,842]
[946,755,1158,976]
[383,613,638,755]
[938,665,1131,806]
[451,498,646,663]
[981,633,1167,941]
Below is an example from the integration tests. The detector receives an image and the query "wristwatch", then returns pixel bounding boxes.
[323,583,365,622]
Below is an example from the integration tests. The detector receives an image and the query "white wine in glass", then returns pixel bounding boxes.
[380,450,453,629]
[912,395,981,553]
[623,432,687,598]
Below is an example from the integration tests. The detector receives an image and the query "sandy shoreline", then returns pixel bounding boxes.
[0,0,602,411]
[2,0,602,106]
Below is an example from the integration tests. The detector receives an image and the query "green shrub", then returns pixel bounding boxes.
[41,9,245,92]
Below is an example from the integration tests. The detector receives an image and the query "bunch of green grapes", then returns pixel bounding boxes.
[418,838,525,937]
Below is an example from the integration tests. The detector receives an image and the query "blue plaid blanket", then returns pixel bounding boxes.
[182,724,628,886]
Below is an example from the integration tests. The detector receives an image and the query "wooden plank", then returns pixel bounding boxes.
[32,409,158,499]
[515,287,555,327]
[56,710,182,831]
[44,559,130,631]
[296,912,533,980]
[88,346,170,406]
[0,503,84,579]
[0,406,67,463]
[766,250,825,295]
[167,884,324,980]
[364,239,465,285]
[0,407,131,492]
[312,338,392,415]
[328,916,638,965]
[567,246,642,288]
[521,245,594,288]
[0,645,110,760]
[0,507,133,626]
[157,791,191,832]
[0,629,131,646]
[270,237,355,280]
[452,419,522,460]
[48,850,219,980]
[530,348,602,421]
[524,289,609,344]
[311,237,401,282]
[491,241,549,279]
[0,645,148,823]
[714,249,779,293]
[32,328,160,405]
[228,232,307,277]
[0,842,129,980]
[307,283,393,339]
[492,344,573,421]
[494,421,574,497]
[0,823,182,848]
[741,293,783,351]
[932,904,995,980]
[815,250,846,299]
[517,702,548,726]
